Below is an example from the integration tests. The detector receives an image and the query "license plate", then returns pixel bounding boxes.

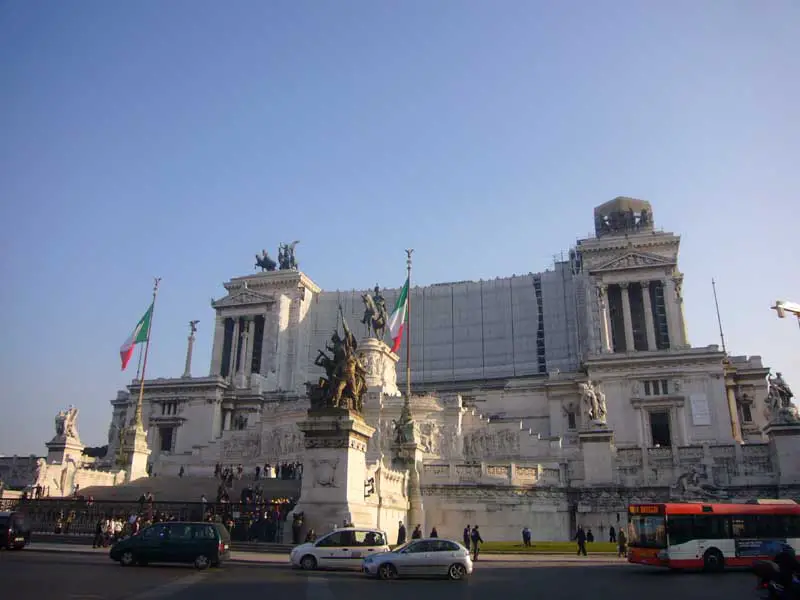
[14,537,23,542]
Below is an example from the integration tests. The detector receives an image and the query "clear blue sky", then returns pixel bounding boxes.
[1,1,798,455]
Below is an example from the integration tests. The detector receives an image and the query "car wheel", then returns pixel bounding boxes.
[300,555,317,570]
[448,563,468,581]
[120,551,136,567]
[194,555,211,570]
[378,563,398,580]
[703,549,724,573]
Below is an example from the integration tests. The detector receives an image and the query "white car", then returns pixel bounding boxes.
[290,527,390,570]
[362,538,473,580]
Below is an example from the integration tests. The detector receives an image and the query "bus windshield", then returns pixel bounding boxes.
[629,515,666,549]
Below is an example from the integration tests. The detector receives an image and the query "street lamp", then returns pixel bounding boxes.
[771,300,800,329]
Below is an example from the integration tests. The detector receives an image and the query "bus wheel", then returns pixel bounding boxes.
[703,549,724,572]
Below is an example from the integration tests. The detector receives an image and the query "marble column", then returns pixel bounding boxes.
[640,281,658,351]
[229,319,240,377]
[663,279,682,348]
[597,284,612,353]
[210,316,225,377]
[726,386,743,444]
[183,323,197,378]
[238,319,251,376]
[223,410,232,431]
[620,282,636,352]
[674,277,690,347]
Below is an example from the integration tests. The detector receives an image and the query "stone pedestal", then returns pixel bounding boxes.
[579,426,615,485]
[45,436,85,467]
[764,420,800,485]
[294,409,376,535]
[120,424,151,482]
[358,338,400,397]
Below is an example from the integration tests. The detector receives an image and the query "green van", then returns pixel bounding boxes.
[109,522,231,569]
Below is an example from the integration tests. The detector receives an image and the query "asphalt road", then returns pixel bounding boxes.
[0,550,756,600]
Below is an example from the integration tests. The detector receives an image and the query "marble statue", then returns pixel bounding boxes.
[55,406,79,439]
[255,249,277,272]
[580,381,607,425]
[278,241,300,270]
[360,285,388,340]
[766,372,799,423]
[673,465,728,499]
[189,320,199,334]
[307,309,367,412]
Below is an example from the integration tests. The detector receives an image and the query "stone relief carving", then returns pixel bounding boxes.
[418,422,440,455]
[221,431,261,461]
[672,464,728,500]
[463,429,519,459]
[311,458,339,487]
[261,426,304,461]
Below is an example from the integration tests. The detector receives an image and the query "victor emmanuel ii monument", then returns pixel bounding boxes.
[8,197,798,541]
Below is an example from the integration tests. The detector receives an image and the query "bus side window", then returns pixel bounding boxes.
[694,515,729,539]
[667,515,693,546]
[787,516,800,538]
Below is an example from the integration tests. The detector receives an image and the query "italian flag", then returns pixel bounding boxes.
[120,303,153,371]
[388,278,409,353]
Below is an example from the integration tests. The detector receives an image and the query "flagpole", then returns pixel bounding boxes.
[133,277,162,429]
[404,249,414,401]
[135,343,144,381]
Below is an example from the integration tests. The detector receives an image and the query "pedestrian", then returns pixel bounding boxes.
[463,524,471,550]
[470,526,484,561]
[411,524,422,539]
[609,526,616,543]
[397,521,407,545]
[430,526,438,538]
[586,528,594,543]
[522,526,531,547]
[617,528,627,558]
[575,526,587,556]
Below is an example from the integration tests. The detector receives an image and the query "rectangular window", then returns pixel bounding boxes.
[741,404,753,423]
[661,380,669,395]
[644,381,651,396]
[650,411,671,447]
[567,412,577,430]
[159,427,174,452]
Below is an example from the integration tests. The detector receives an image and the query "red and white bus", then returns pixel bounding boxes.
[627,500,800,571]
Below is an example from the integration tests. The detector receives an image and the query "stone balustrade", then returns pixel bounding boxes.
[614,443,776,487]
[421,461,563,486]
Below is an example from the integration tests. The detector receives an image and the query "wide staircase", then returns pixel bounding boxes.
[79,475,301,503]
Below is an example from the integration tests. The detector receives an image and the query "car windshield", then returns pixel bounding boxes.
[392,541,414,553]
[628,515,667,549]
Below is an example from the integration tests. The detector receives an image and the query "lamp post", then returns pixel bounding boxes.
[771,300,800,330]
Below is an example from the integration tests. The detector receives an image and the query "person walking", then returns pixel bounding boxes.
[396,521,407,545]
[463,524,471,550]
[470,525,484,562]
[617,527,627,558]
[575,526,587,556]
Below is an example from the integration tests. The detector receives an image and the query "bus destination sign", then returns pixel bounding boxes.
[629,504,663,515]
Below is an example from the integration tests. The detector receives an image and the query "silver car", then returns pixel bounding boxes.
[362,538,473,581]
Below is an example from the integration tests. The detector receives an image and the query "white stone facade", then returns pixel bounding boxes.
[103,198,800,541]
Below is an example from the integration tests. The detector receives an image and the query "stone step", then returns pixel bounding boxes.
[79,476,301,502]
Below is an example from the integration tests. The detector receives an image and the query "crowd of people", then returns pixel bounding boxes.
[213,462,302,484]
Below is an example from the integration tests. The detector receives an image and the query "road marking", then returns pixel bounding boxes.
[306,575,336,600]
[125,572,207,600]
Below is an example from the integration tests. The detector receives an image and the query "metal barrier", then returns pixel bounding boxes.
[0,497,297,543]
